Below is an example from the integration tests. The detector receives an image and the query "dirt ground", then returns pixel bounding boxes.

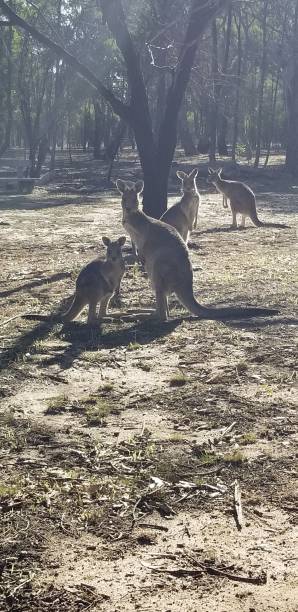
[0,155,297,611]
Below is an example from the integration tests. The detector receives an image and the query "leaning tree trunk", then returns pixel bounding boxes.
[285,0,298,176]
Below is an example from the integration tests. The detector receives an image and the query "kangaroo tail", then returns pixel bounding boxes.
[250,213,290,229]
[175,286,279,320]
[62,294,85,322]
[250,212,264,227]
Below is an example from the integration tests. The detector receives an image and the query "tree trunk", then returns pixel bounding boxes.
[285,0,298,176]
[208,20,219,162]
[0,25,13,157]
[93,101,103,159]
[231,15,242,161]
[179,103,196,155]
[217,6,232,156]
[254,0,269,168]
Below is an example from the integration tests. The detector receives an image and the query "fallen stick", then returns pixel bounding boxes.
[141,560,266,585]
[234,479,243,531]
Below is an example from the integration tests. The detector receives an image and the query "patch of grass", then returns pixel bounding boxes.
[223,450,245,465]
[83,395,112,426]
[100,382,114,393]
[169,372,187,387]
[127,342,142,351]
[81,351,104,364]
[168,432,186,442]
[45,394,69,415]
[0,483,20,499]
[197,452,219,466]
[240,432,257,445]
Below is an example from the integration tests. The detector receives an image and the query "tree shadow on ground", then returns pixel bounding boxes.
[0,194,104,212]
[0,272,71,299]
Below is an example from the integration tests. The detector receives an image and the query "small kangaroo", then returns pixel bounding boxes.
[63,236,126,324]
[116,179,277,321]
[160,169,200,242]
[207,167,263,228]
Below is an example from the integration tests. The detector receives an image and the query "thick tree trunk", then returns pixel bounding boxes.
[285,0,298,176]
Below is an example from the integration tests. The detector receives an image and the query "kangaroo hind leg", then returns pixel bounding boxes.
[155,287,169,322]
[87,299,98,324]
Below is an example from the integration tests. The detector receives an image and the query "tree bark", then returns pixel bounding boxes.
[231,14,242,161]
[0,25,13,157]
[285,0,298,176]
[254,0,269,168]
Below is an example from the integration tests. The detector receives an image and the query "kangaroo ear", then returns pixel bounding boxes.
[176,170,187,180]
[116,179,127,194]
[189,168,198,179]
[134,180,144,194]
[118,235,126,247]
[102,236,111,247]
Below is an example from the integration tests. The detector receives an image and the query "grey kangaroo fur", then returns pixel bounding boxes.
[117,179,278,322]
[207,168,288,229]
[160,168,200,242]
[63,236,126,324]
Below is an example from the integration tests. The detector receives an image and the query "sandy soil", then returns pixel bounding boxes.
[0,155,297,611]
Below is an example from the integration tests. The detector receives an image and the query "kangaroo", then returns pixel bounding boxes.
[63,236,126,324]
[207,168,288,229]
[116,179,278,321]
[160,169,200,242]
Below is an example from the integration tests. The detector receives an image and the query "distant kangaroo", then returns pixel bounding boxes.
[207,168,288,229]
[160,169,200,242]
[116,179,278,322]
[63,236,126,324]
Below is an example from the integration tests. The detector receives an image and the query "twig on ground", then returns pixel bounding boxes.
[141,559,267,585]
[234,479,243,531]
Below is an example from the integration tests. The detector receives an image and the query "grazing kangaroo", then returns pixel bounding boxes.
[207,168,288,229]
[160,169,200,242]
[116,179,278,322]
[63,236,126,324]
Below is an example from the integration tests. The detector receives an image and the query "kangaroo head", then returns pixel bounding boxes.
[116,179,144,211]
[177,168,198,193]
[207,167,223,185]
[102,235,126,262]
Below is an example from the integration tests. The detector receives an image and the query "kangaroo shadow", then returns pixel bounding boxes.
[41,317,182,370]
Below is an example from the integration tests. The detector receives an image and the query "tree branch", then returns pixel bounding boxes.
[0,0,132,122]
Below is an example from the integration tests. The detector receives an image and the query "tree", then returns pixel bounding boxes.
[285,0,298,175]
[0,0,230,216]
